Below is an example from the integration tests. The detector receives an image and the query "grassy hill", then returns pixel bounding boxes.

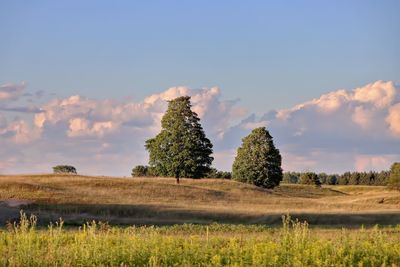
[1,174,399,226]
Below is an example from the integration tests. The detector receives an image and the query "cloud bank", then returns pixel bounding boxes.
[0,80,398,175]
[221,80,399,173]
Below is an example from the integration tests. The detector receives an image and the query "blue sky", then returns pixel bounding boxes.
[0,1,399,175]
[1,1,399,112]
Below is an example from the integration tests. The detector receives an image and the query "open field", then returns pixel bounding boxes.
[0,174,399,226]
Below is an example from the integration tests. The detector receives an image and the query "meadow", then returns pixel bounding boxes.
[1,174,400,226]
[1,174,400,266]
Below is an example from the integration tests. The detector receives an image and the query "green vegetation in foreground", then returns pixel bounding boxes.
[2,213,400,266]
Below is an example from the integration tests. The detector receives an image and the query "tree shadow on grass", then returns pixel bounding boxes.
[2,202,400,227]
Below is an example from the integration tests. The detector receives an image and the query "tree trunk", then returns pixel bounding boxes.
[175,168,180,184]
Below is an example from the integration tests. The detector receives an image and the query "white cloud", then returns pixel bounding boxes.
[267,80,399,138]
[352,106,372,129]
[312,89,351,112]
[220,80,400,173]
[354,154,398,172]
[0,84,244,175]
[0,120,41,144]
[67,118,115,137]
[0,82,26,101]
[35,86,244,139]
[386,103,400,136]
[240,120,268,130]
[0,81,399,175]
[353,80,396,108]
[281,152,318,172]
[143,86,190,106]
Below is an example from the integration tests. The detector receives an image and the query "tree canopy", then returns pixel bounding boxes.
[232,127,282,189]
[145,96,213,182]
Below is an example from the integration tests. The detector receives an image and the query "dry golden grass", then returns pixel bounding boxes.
[0,174,399,226]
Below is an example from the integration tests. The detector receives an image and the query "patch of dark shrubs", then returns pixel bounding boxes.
[53,165,77,174]
[206,168,232,179]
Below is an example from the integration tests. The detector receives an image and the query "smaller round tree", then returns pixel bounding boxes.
[388,162,400,189]
[232,127,282,189]
[300,172,321,187]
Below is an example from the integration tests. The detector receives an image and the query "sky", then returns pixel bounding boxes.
[0,1,399,175]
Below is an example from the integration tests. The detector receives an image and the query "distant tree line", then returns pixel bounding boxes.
[282,171,390,186]
[131,167,394,187]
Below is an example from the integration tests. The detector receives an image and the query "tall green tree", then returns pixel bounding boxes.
[232,127,282,189]
[145,96,213,183]
[388,162,400,189]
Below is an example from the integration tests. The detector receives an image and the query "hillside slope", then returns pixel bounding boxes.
[0,174,399,226]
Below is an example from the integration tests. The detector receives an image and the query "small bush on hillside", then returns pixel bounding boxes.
[388,162,400,189]
[53,165,77,174]
[300,172,321,187]
[132,165,150,177]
